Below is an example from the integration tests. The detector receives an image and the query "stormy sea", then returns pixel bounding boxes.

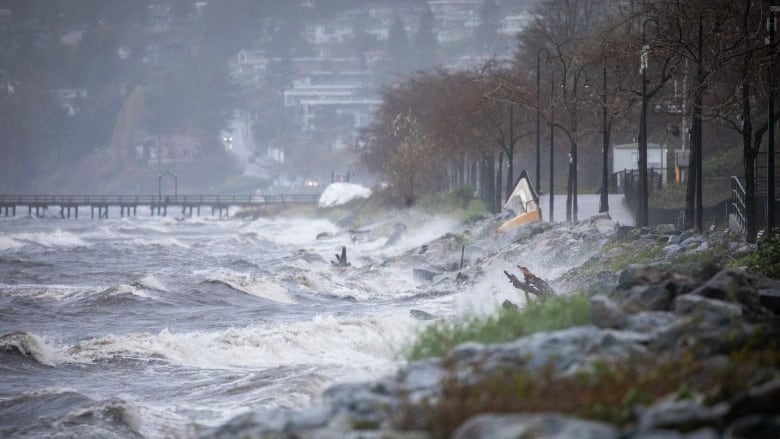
[0,209,480,438]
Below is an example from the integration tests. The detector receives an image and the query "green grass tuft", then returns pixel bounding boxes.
[407,294,592,361]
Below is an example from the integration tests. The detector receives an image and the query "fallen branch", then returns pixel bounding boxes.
[503,265,554,302]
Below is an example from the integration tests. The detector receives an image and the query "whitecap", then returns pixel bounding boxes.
[0,331,67,366]
[9,230,87,248]
[203,269,296,304]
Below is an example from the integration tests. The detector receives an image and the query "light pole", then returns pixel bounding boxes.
[688,8,722,232]
[600,62,609,213]
[768,6,778,232]
[638,17,658,228]
[567,67,589,223]
[549,70,562,223]
[690,12,706,232]
[536,47,550,193]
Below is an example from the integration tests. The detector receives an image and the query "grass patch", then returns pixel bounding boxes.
[407,294,591,361]
[399,343,780,438]
[606,241,663,272]
[730,231,780,279]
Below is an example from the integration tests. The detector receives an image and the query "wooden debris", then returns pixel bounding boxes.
[503,265,554,302]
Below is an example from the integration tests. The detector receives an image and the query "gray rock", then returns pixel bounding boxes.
[633,428,719,439]
[451,413,619,439]
[323,381,398,428]
[659,244,685,260]
[618,284,675,313]
[590,295,629,329]
[450,326,650,376]
[725,415,780,439]
[637,398,728,432]
[668,234,683,244]
[689,270,767,318]
[656,224,677,235]
[674,294,743,324]
[626,311,677,333]
[727,379,780,420]
[681,235,704,247]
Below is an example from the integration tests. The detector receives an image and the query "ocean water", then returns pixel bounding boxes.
[0,211,464,438]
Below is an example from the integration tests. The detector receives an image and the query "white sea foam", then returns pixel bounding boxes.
[0,234,24,250]
[200,268,296,304]
[71,312,416,373]
[7,230,87,248]
[136,275,169,292]
[0,283,89,301]
[243,217,341,246]
[0,331,68,366]
[103,284,155,299]
[127,237,190,248]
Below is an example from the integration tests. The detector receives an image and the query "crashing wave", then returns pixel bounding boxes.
[0,331,62,366]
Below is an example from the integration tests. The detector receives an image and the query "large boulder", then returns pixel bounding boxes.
[451,413,619,439]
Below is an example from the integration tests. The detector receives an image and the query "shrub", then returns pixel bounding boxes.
[406,294,591,361]
[733,231,780,279]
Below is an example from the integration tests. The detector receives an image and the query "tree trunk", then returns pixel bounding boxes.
[496,151,504,212]
[566,143,574,222]
[741,40,757,243]
[480,152,496,213]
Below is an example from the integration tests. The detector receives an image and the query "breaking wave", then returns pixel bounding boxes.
[200,268,297,304]
[2,230,87,248]
[0,331,64,366]
[70,313,415,372]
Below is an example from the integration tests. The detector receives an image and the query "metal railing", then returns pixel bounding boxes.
[0,194,321,206]
[730,176,747,235]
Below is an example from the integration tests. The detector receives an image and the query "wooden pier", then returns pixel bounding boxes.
[0,194,320,219]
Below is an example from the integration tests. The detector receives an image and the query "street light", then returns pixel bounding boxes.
[549,69,562,222]
[689,7,722,232]
[600,62,610,213]
[768,6,778,232]
[536,47,551,193]
[638,17,658,228]
[567,67,590,223]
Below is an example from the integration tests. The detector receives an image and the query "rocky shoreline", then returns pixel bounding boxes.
[205,213,780,439]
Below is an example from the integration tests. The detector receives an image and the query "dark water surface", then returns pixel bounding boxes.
[1,213,461,437]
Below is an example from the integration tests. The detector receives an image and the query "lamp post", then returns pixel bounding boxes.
[549,69,562,222]
[688,8,723,232]
[768,7,778,232]
[600,62,609,213]
[687,12,708,232]
[536,47,551,193]
[567,67,589,223]
[638,17,658,228]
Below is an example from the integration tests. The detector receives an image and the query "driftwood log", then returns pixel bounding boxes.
[503,265,554,302]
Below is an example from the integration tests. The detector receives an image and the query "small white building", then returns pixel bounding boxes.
[613,142,666,173]
[612,142,678,190]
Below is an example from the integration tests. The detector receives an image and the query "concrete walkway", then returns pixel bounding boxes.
[539,193,634,226]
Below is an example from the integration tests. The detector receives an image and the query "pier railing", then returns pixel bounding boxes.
[0,194,320,205]
[0,193,321,218]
